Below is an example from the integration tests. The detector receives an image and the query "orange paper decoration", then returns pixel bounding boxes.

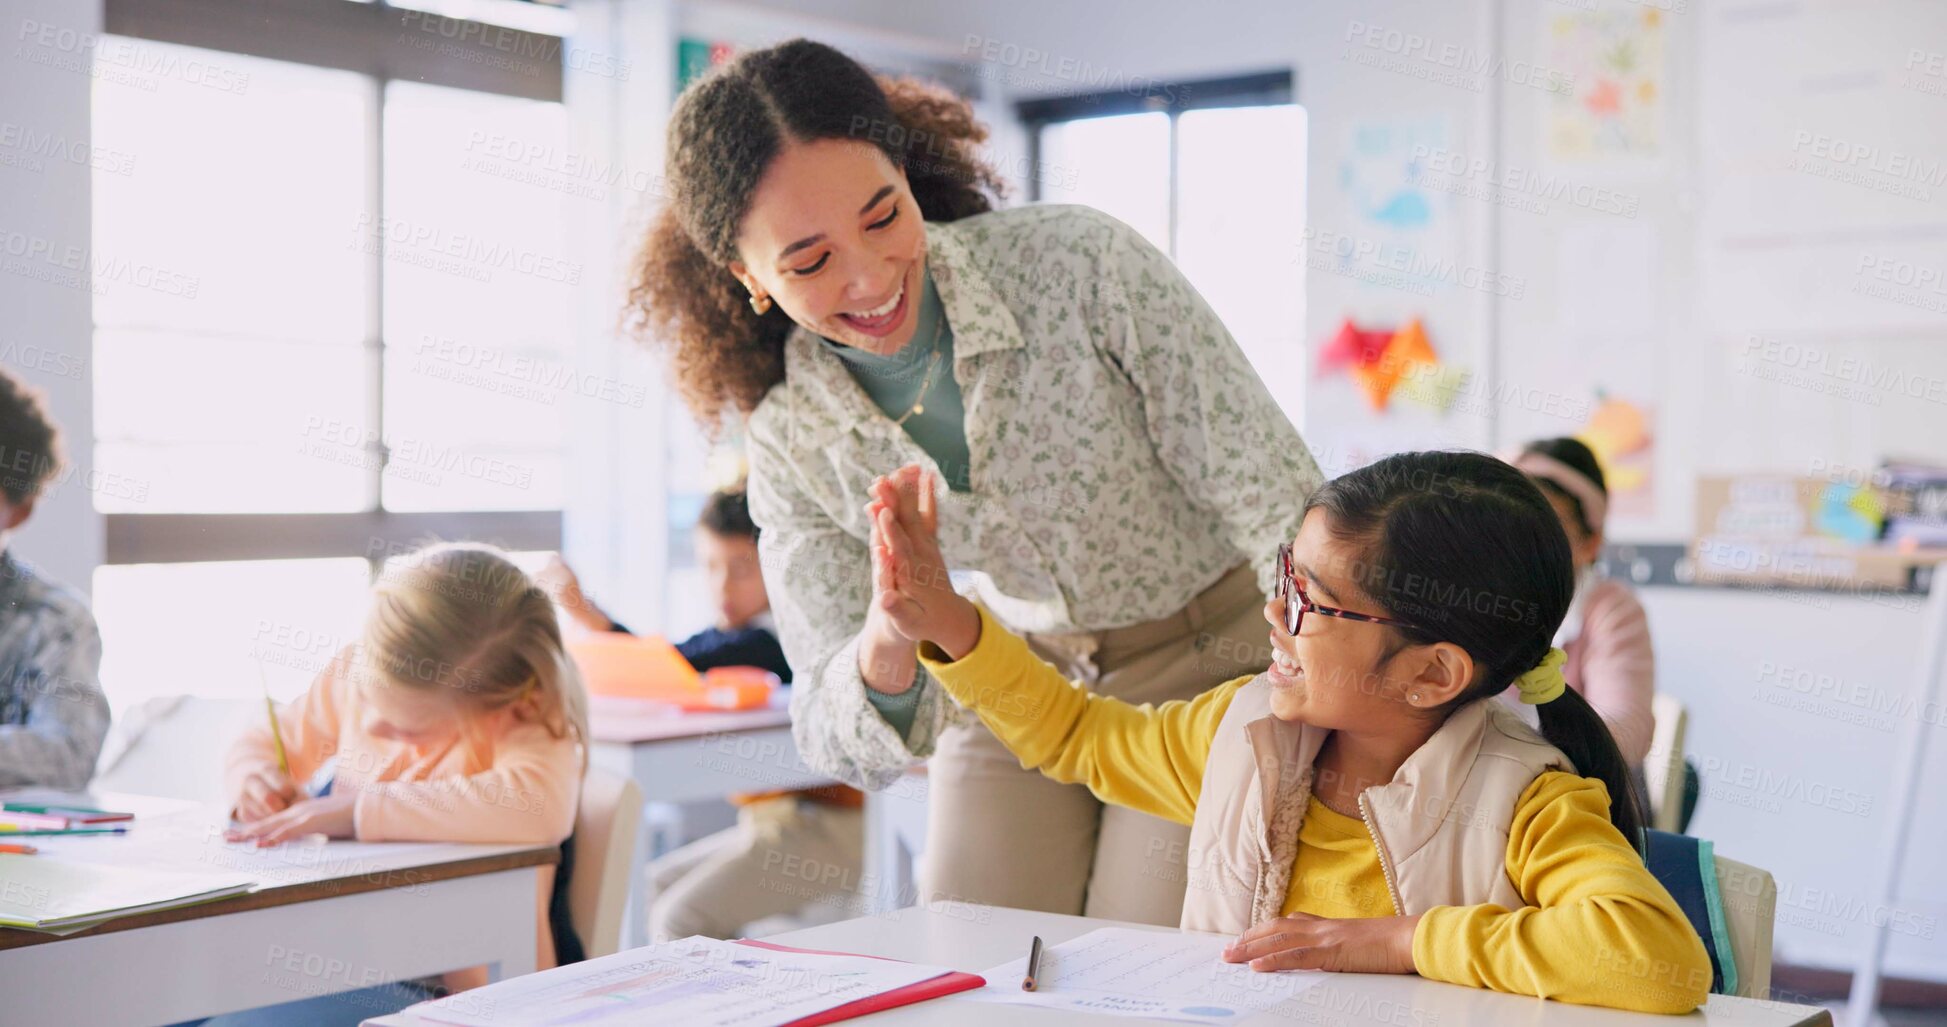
[1348,318,1437,411]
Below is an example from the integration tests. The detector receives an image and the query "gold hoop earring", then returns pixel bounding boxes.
[748,292,772,315]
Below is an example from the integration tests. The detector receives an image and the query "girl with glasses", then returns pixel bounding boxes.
[864,451,1709,1014]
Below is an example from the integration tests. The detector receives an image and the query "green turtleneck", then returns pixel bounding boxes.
[819,269,973,494]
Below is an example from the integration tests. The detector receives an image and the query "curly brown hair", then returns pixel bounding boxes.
[625,39,1006,430]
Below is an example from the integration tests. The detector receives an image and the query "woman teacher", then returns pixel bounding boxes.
[629,39,1322,926]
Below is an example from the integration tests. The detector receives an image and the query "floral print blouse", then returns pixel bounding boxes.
[746,204,1322,789]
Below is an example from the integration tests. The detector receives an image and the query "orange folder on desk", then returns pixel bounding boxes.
[735,939,986,1025]
[567,632,778,710]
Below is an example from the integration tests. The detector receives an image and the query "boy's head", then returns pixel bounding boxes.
[695,487,769,631]
[0,368,64,542]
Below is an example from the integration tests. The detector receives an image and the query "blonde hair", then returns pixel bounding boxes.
[360,542,589,765]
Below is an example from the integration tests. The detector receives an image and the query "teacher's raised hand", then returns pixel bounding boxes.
[868,465,982,662]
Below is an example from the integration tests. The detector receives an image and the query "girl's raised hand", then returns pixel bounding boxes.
[867,465,980,659]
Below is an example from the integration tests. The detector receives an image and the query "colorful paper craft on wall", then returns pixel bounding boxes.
[1577,391,1654,519]
[1319,316,1467,414]
[1544,8,1665,160]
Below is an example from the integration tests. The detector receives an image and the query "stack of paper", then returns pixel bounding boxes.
[402,935,966,1027]
[0,854,254,931]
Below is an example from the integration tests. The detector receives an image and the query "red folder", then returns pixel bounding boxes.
[734,939,986,1025]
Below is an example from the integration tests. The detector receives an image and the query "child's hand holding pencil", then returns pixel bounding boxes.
[233,768,300,823]
[867,464,982,661]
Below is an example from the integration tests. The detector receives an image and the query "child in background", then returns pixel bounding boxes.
[215,542,588,1026]
[0,367,108,790]
[545,487,788,677]
[1504,438,1655,767]
[540,487,865,942]
[868,454,1710,1014]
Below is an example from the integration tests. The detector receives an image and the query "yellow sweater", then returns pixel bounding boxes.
[918,606,1711,1014]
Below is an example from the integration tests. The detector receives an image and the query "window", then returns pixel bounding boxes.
[1020,74,1305,401]
[90,0,572,709]
[1037,112,1172,254]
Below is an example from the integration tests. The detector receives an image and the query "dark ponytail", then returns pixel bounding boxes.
[1304,451,1646,851]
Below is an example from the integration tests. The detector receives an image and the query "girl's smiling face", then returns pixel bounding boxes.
[1261,509,1471,727]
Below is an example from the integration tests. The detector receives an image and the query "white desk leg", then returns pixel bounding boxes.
[862,772,928,914]
[862,788,901,914]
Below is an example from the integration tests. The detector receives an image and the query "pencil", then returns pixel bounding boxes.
[1022,935,1043,991]
[0,843,37,854]
[0,827,127,837]
[260,660,290,776]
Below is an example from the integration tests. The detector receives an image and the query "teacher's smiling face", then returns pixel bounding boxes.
[729,138,929,357]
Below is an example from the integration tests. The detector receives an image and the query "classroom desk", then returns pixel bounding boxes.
[0,790,554,1027]
[586,691,837,947]
[364,902,1834,1027]
[760,904,1835,1027]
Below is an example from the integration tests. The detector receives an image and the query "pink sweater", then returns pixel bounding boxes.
[224,651,581,844]
[225,650,582,973]
[1502,577,1656,765]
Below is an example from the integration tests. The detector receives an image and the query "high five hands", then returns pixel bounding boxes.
[866,464,981,661]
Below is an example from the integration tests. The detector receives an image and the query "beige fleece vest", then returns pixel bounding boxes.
[1179,675,1573,935]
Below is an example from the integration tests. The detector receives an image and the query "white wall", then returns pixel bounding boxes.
[1,0,102,592]
[1644,584,1944,978]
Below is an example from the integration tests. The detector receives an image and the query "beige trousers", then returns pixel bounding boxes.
[647,796,866,942]
[917,563,1272,926]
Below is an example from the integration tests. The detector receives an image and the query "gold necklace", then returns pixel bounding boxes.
[891,317,946,426]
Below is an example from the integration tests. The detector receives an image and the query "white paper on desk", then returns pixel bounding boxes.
[970,927,1327,1024]
[404,935,956,1027]
[0,854,255,930]
[194,837,466,887]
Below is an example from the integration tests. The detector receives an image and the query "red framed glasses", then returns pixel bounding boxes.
[1276,543,1416,637]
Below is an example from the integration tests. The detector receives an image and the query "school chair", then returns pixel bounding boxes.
[1645,831,1775,999]
[1646,694,1689,833]
[1712,854,1776,999]
[569,766,643,958]
[93,694,258,805]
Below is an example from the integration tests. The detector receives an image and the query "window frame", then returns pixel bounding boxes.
[97,0,567,569]
[1016,70,1296,259]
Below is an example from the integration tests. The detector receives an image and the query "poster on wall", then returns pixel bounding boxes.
[1543,8,1666,164]
[1333,115,1456,266]
[1305,115,1476,468]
